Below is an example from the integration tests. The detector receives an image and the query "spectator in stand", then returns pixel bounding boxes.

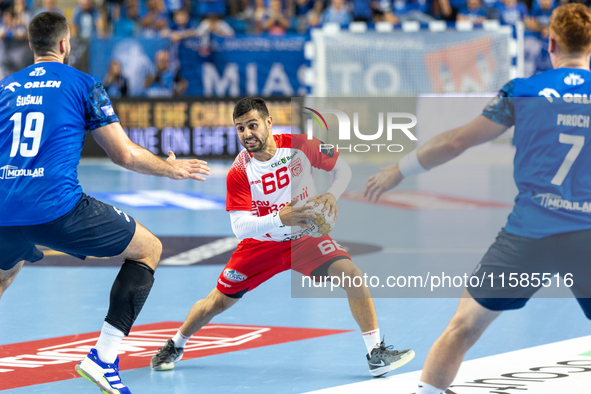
[525,0,554,35]
[254,0,266,31]
[321,0,352,25]
[112,0,141,36]
[72,0,105,39]
[195,14,235,35]
[103,59,128,98]
[436,0,466,20]
[105,0,125,24]
[13,0,31,32]
[164,0,187,15]
[496,0,527,25]
[457,0,487,23]
[34,0,62,15]
[144,49,188,97]
[306,0,324,28]
[295,0,314,31]
[229,0,253,17]
[393,0,436,22]
[197,0,226,17]
[351,0,372,22]
[372,0,399,23]
[296,0,314,17]
[0,0,13,16]
[140,0,168,37]
[481,0,500,20]
[161,8,197,41]
[0,10,27,38]
[260,0,290,35]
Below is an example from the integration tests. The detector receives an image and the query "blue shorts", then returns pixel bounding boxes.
[0,193,136,271]
[468,229,591,319]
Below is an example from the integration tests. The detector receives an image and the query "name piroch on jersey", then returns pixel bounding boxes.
[557,114,590,128]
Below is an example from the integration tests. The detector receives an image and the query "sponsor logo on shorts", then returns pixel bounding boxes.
[223,269,247,282]
[535,193,591,212]
[0,165,44,180]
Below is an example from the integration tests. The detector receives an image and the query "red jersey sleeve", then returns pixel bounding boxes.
[226,152,252,212]
[290,134,339,171]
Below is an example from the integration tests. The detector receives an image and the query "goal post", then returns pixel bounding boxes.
[307,21,525,96]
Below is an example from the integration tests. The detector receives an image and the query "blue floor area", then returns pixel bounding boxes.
[1,157,590,393]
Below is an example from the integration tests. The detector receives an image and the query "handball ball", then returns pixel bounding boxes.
[301,201,336,238]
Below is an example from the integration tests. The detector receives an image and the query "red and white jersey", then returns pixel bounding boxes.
[226,134,339,242]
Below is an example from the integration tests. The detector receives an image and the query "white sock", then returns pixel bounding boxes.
[95,321,125,364]
[417,381,445,394]
[362,328,380,354]
[172,329,190,348]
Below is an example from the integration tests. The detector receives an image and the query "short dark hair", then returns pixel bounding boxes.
[28,12,68,56]
[233,97,269,121]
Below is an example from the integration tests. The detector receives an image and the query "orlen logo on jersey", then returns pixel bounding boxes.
[538,88,560,102]
[538,88,591,104]
[0,165,44,179]
[564,73,584,86]
[303,107,416,153]
[24,81,61,89]
[3,82,21,92]
[29,67,46,77]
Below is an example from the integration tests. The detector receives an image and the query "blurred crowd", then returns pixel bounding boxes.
[0,0,585,39]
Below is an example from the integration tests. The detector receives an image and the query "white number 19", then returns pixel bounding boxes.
[551,133,584,186]
[10,112,45,158]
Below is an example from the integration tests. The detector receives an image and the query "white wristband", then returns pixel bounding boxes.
[398,150,427,178]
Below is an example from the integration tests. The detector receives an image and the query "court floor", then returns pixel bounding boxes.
[1,147,590,394]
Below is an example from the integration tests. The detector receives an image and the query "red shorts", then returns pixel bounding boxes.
[216,235,351,297]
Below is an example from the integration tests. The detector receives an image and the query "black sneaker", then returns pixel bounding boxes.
[366,338,415,377]
[151,339,184,371]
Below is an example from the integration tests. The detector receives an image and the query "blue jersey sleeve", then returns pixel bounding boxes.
[84,81,120,131]
[482,80,515,127]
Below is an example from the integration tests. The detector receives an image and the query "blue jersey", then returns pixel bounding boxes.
[483,68,591,238]
[0,62,119,226]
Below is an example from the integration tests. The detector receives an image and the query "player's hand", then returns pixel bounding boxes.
[364,164,404,203]
[166,151,210,181]
[307,193,338,219]
[279,200,316,228]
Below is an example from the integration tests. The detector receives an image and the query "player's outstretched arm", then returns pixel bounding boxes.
[364,115,508,203]
[91,122,210,181]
